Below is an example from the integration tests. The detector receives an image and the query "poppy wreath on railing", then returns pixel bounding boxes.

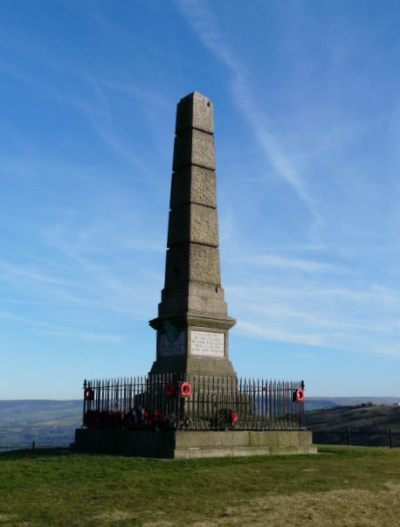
[293,388,305,403]
[231,411,239,426]
[165,383,176,397]
[179,382,193,398]
[84,388,94,401]
[214,408,239,429]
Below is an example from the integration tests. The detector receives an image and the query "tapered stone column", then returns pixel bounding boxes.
[74,92,316,459]
[149,92,236,377]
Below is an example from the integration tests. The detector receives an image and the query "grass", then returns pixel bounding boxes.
[0,446,399,526]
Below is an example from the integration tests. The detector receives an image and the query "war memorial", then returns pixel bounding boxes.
[74,92,316,458]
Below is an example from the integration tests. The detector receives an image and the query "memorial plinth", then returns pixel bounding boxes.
[74,429,315,458]
[73,92,316,458]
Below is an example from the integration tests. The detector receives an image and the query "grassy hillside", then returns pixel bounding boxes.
[0,446,399,526]
[0,401,81,447]
[305,396,400,410]
[307,404,400,430]
[306,404,400,446]
[0,400,81,423]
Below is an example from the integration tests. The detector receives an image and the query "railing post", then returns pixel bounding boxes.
[82,379,87,427]
[300,380,305,429]
[389,428,393,449]
[347,427,351,446]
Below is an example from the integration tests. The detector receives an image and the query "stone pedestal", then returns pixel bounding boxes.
[74,429,317,458]
[73,92,316,459]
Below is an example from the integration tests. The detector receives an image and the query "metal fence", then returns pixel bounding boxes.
[0,443,70,453]
[313,428,400,448]
[82,374,305,431]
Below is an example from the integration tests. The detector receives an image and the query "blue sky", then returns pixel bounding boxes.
[1,0,400,398]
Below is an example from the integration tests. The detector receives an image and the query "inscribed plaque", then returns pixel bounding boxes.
[158,330,185,357]
[191,331,224,357]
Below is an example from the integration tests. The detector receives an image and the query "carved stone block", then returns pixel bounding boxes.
[173,129,215,171]
[167,204,218,247]
[175,91,214,134]
[165,245,189,287]
[171,166,216,209]
[189,243,221,284]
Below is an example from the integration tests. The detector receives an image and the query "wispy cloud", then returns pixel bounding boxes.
[236,253,347,274]
[0,260,73,287]
[37,224,160,319]
[0,208,162,326]
[78,75,152,174]
[0,310,124,343]
[0,55,157,177]
[237,320,326,348]
[228,279,400,358]
[175,0,321,223]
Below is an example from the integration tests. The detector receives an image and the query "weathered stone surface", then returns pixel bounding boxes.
[167,204,218,247]
[185,353,235,376]
[164,245,189,287]
[166,208,188,248]
[175,91,214,134]
[190,204,218,246]
[173,129,215,171]
[165,248,189,288]
[165,243,221,287]
[187,282,226,314]
[171,166,216,208]
[189,243,220,283]
[158,282,228,318]
[74,429,317,458]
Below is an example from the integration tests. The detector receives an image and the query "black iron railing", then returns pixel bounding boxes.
[82,375,305,431]
[313,428,400,448]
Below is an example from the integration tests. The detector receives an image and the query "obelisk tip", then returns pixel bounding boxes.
[176,91,214,134]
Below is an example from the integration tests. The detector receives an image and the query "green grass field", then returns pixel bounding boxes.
[0,446,399,526]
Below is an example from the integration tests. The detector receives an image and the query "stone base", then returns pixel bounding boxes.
[149,356,237,377]
[73,429,317,458]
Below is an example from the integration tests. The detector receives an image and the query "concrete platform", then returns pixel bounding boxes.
[73,428,317,458]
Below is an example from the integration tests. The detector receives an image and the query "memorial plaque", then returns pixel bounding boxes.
[158,330,185,357]
[191,331,224,357]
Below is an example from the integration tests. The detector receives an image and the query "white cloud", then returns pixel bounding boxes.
[228,277,400,358]
[175,0,321,223]
[236,253,345,273]
[0,310,124,343]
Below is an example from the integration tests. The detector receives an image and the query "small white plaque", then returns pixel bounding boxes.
[191,331,224,357]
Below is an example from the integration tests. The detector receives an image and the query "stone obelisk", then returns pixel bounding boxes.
[149,92,236,377]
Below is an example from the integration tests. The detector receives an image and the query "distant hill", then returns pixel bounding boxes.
[305,397,400,410]
[1,397,400,449]
[0,400,82,448]
[306,403,400,447]
[306,403,400,430]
